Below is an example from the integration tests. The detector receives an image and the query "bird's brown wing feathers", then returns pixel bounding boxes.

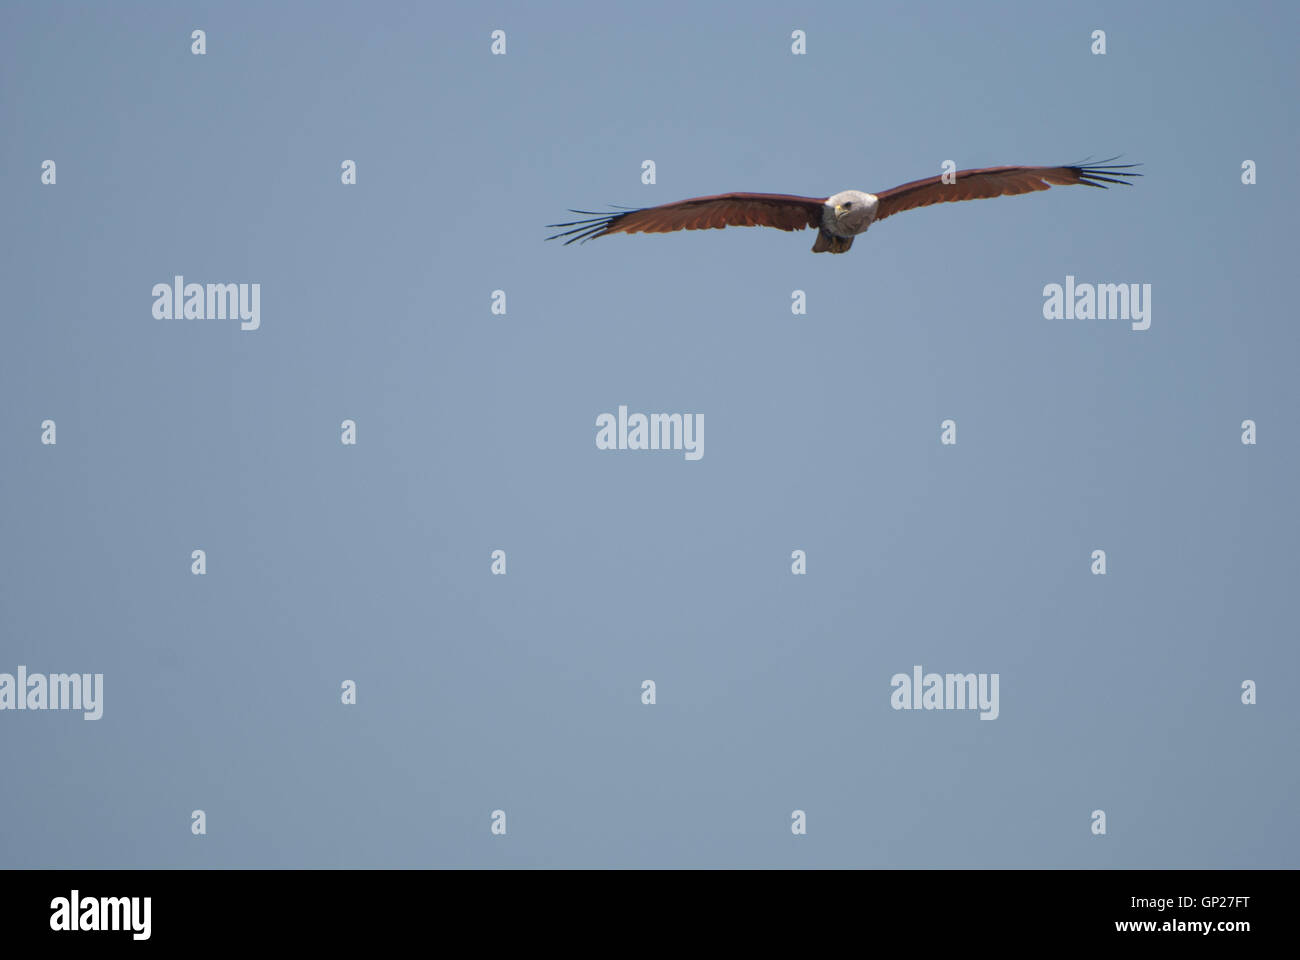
[546,192,827,244]
[872,161,1141,222]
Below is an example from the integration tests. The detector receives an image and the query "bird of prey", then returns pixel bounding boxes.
[546,159,1140,254]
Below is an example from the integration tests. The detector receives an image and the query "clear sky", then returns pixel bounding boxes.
[1,0,1296,867]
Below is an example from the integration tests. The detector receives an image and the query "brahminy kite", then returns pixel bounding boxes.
[546,159,1140,254]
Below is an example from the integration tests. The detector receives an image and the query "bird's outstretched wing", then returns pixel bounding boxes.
[872,160,1142,222]
[546,192,827,245]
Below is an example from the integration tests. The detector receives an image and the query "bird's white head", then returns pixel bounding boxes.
[826,190,879,235]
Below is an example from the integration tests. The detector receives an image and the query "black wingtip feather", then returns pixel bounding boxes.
[1070,157,1144,189]
[545,207,646,244]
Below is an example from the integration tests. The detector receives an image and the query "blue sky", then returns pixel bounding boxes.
[0,0,1296,867]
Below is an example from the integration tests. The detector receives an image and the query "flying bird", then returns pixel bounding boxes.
[547,159,1140,254]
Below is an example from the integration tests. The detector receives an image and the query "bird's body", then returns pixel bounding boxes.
[547,160,1140,254]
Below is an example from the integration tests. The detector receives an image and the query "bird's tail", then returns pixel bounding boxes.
[812,229,854,254]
